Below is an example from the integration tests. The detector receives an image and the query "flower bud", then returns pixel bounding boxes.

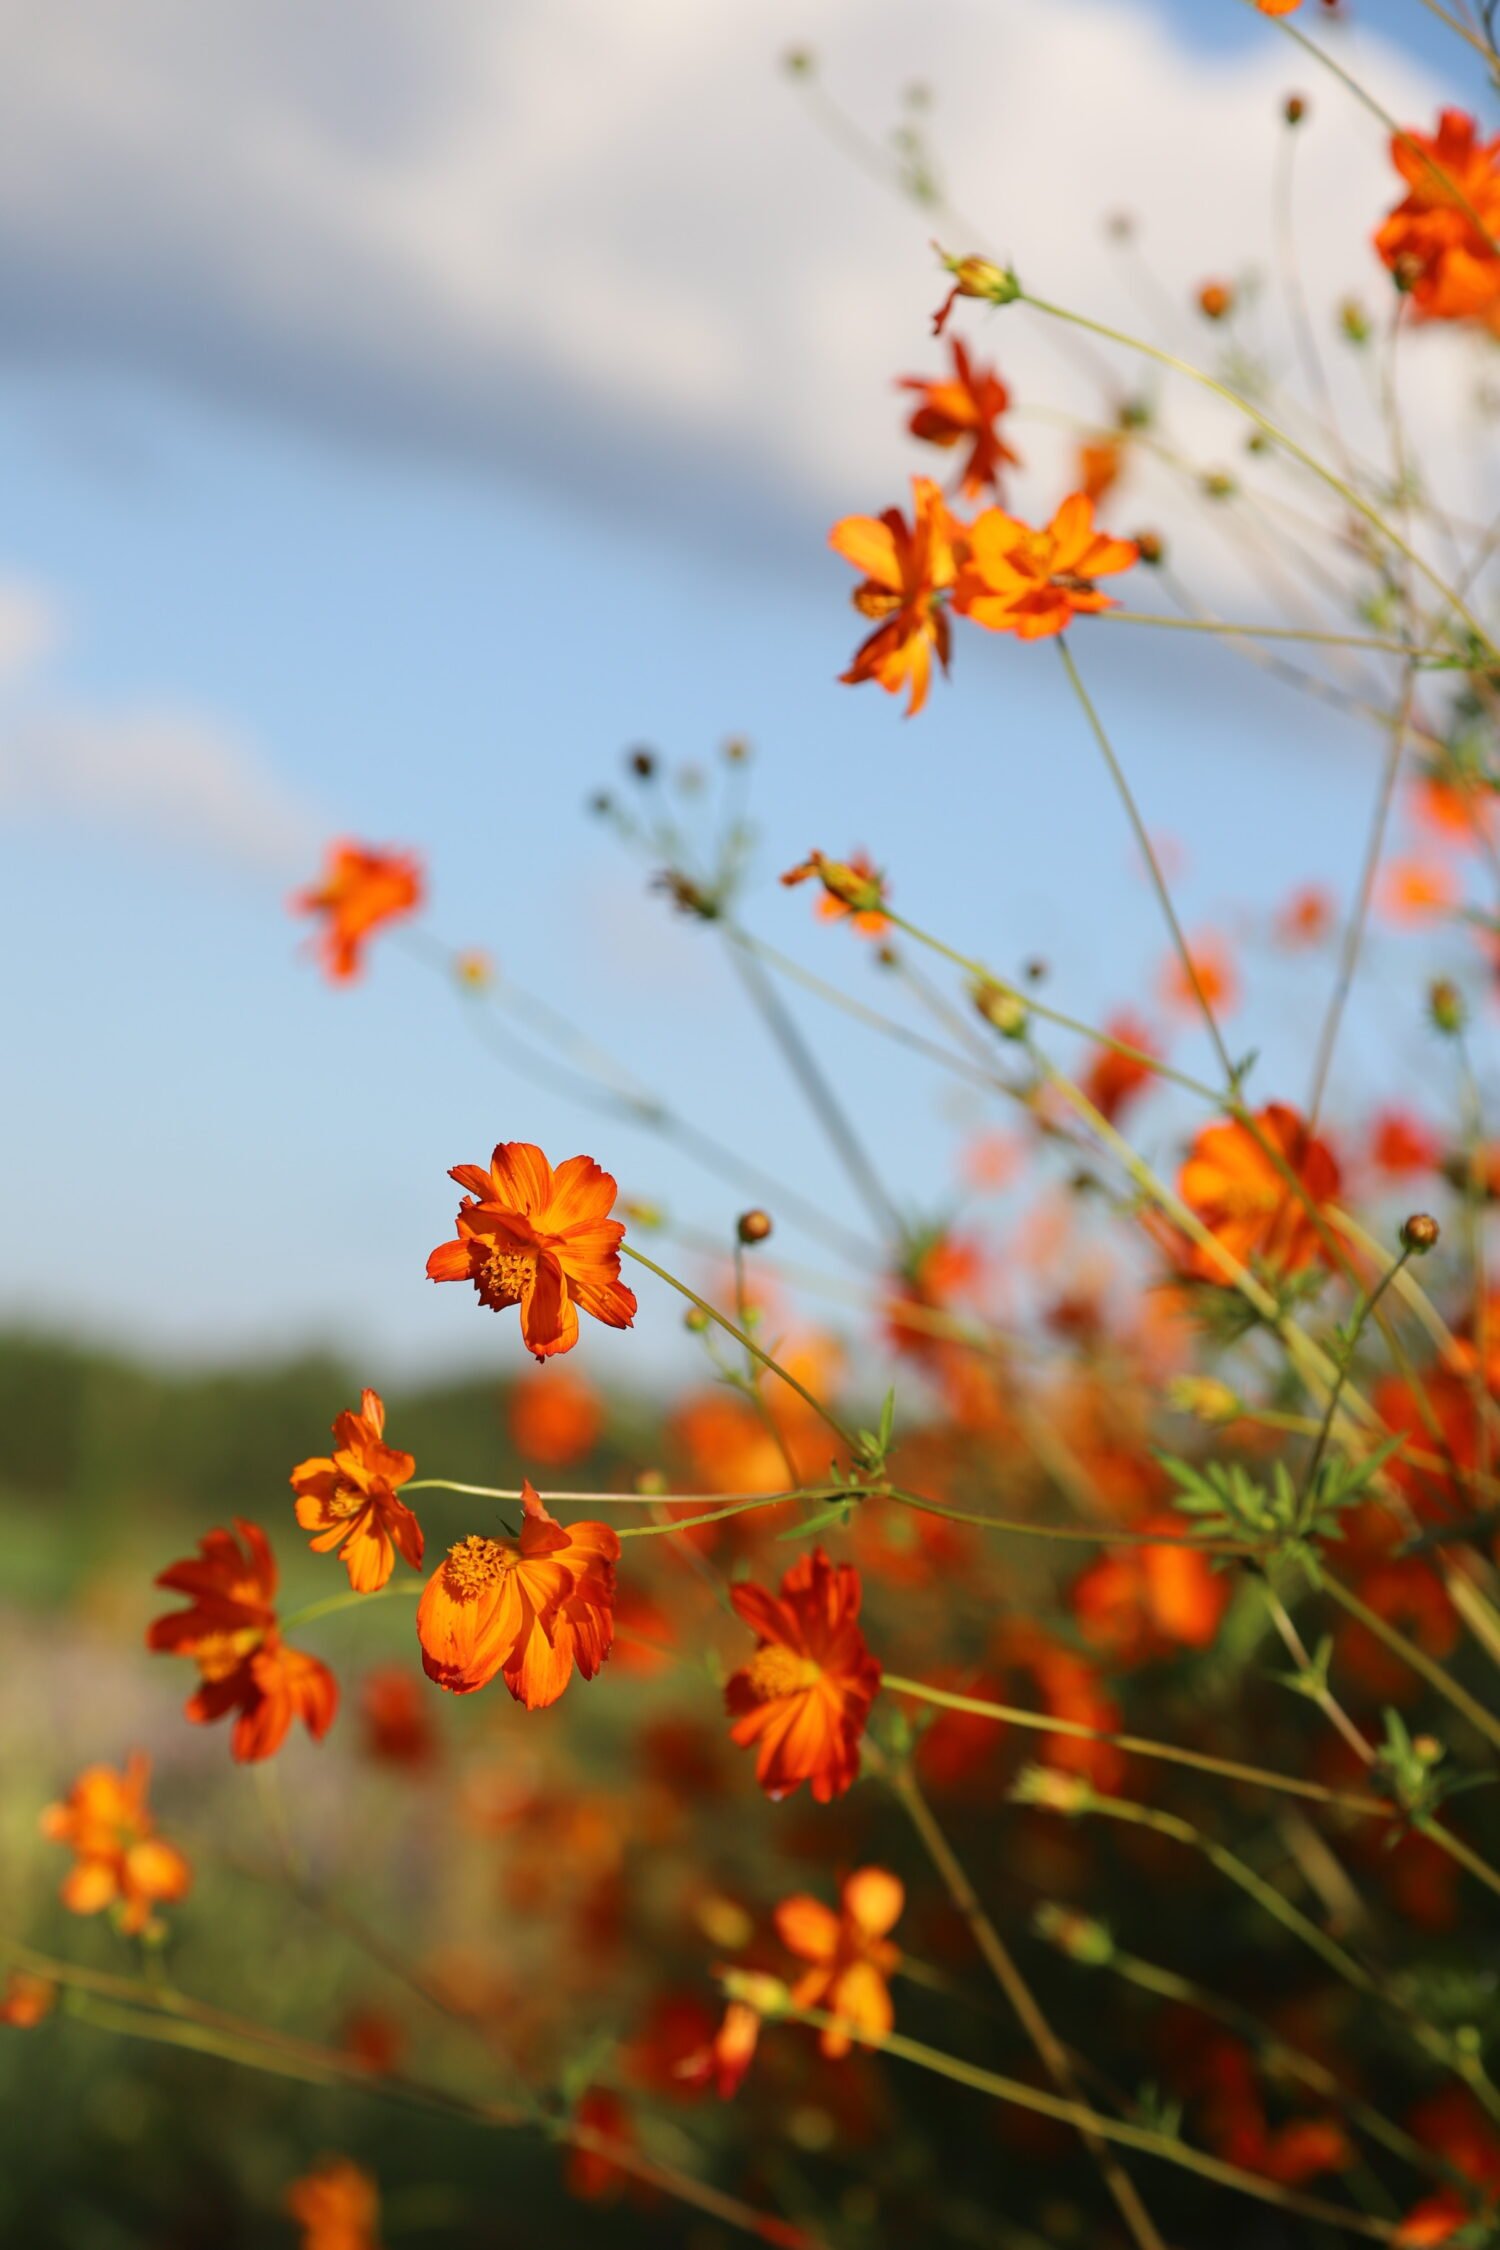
[737,1208,773,1245]
[1401,1212,1440,1254]
[1133,529,1165,566]
[1197,280,1234,321]
[453,948,494,990]
[1284,94,1307,126]
[1339,297,1371,345]
[1167,1374,1241,1424]
[628,746,657,779]
[972,979,1029,1039]
[1430,978,1466,1036]
[1034,1904,1115,1966]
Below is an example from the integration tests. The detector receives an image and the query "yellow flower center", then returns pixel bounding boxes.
[743,1644,822,1702]
[443,1534,517,1598]
[191,1627,263,1682]
[480,1245,538,1306]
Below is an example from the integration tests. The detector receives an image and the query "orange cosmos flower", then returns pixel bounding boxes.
[724,1547,881,1803]
[829,476,957,716]
[426,1141,637,1361]
[290,1388,423,1594]
[952,493,1138,642]
[1376,111,1500,324]
[1257,1,1304,12]
[416,1479,619,1707]
[510,1366,604,1467]
[1370,1107,1442,1178]
[899,339,1020,500]
[292,841,422,983]
[358,1664,438,1767]
[1077,436,1124,504]
[676,1998,763,2099]
[1275,883,1335,948]
[40,1754,191,1936]
[782,848,890,936]
[0,1971,56,2027]
[1160,931,1239,1018]
[1177,1102,1340,1283]
[1070,1524,1230,1666]
[1379,855,1460,924]
[1080,1011,1160,1126]
[148,1519,338,1762]
[286,2157,383,2250]
[775,1867,904,2058]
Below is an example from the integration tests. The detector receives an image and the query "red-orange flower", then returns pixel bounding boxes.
[286,2157,383,2250]
[675,1998,762,2098]
[1375,111,1500,324]
[0,1971,55,2027]
[358,1664,438,1767]
[953,493,1137,641]
[40,1755,191,1936]
[1257,1,1304,13]
[829,476,957,716]
[416,1479,619,1707]
[148,1519,339,1762]
[1080,1012,1160,1126]
[510,1366,604,1467]
[724,1547,881,1803]
[291,1388,423,1593]
[426,1141,636,1361]
[292,841,422,983]
[1177,1102,1340,1282]
[1071,1524,1231,1665]
[899,339,1019,500]
[1160,931,1240,1018]
[782,849,890,936]
[775,1867,904,2058]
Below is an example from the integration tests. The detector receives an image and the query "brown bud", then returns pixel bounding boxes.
[737,1208,773,1246]
[1430,978,1466,1036]
[628,746,657,779]
[1284,93,1307,126]
[1401,1212,1440,1254]
[1133,529,1164,566]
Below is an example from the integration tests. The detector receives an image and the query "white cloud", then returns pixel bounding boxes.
[0,0,1484,589]
[0,703,318,874]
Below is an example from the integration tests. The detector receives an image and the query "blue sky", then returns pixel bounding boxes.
[0,0,1487,1380]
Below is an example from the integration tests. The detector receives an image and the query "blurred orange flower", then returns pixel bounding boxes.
[884,1230,985,1362]
[40,1754,191,1936]
[292,841,422,983]
[783,848,890,936]
[899,338,1020,500]
[510,1366,604,1467]
[1369,1107,1441,1177]
[1256,1,1304,13]
[1070,1525,1230,1664]
[291,1388,423,1593]
[416,1479,619,1707]
[426,1142,637,1361]
[1376,111,1500,323]
[286,2157,382,2250]
[1160,932,1239,1018]
[1077,436,1123,504]
[1079,1011,1160,1126]
[775,1866,903,2058]
[1275,883,1335,948]
[953,494,1137,641]
[1177,1102,1340,1282]
[829,475,957,716]
[148,1519,338,1762]
[0,1971,55,2027]
[725,1547,881,1802]
[676,1998,762,2098]
[358,1665,437,1767]
[1378,855,1460,923]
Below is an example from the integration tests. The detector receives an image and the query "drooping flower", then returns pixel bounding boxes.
[899,339,1020,500]
[40,1755,191,1936]
[292,841,422,983]
[724,1547,881,1803]
[829,476,957,716]
[416,1480,619,1707]
[286,2157,383,2250]
[148,1519,339,1762]
[1079,1012,1160,1126]
[426,1142,636,1361]
[675,1999,763,2099]
[1177,1102,1340,1283]
[0,1971,56,2027]
[291,1389,423,1593]
[775,1867,904,2058]
[1375,112,1500,325]
[952,494,1137,641]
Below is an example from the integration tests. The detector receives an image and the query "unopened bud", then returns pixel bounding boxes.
[1339,297,1371,345]
[1284,93,1307,126]
[973,979,1029,1039]
[723,1969,792,2017]
[1034,1904,1115,1966]
[1167,1375,1241,1424]
[737,1208,773,1246]
[722,735,751,763]
[1202,469,1237,501]
[1413,1733,1442,1765]
[1133,529,1164,566]
[628,746,657,779]
[453,948,494,991]
[1392,251,1424,296]
[1197,280,1234,322]
[1401,1212,1440,1255]
[1430,978,1466,1036]
[1012,1764,1093,1815]
[684,1307,710,1335]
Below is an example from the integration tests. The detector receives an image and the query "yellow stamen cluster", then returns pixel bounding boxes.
[743,1644,821,1702]
[442,1535,516,1598]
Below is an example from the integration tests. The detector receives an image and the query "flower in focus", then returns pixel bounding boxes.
[1375,111,1500,323]
[829,476,957,716]
[899,338,1020,500]
[148,1519,339,1762]
[40,1755,191,1936]
[953,494,1138,642]
[782,849,890,936]
[292,841,422,983]
[510,1366,604,1467]
[725,1547,881,1803]
[286,2157,383,2250]
[291,1388,423,1593]
[1079,1012,1160,1126]
[426,1142,637,1361]
[1177,1102,1340,1283]
[416,1479,619,1707]
[775,1866,904,2058]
